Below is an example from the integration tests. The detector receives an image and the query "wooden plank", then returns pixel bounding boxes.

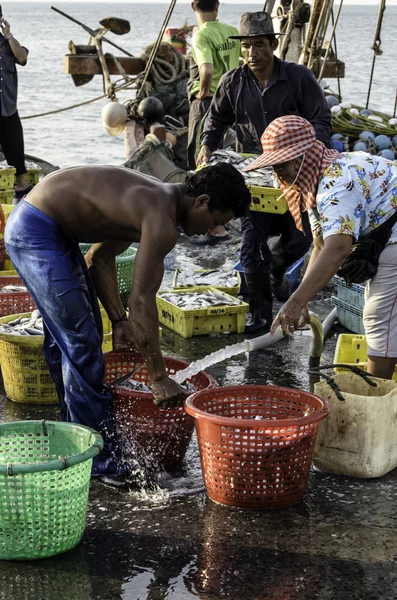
[63,54,145,76]
[311,60,345,79]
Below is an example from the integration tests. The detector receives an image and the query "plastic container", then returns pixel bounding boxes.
[24,167,41,186]
[313,373,397,478]
[79,244,136,306]
[248,186,287,214]
[1,203,14,222]
[0,167,16,191]
[157,287,248,338]
[332,296,365,334]
[332,275,365,309]
[285,258,304,291]
[0,420,103,560]
[173,268,241,296]
[0,190,14,205]
[0,239,5,270]
[185,385,329,509]
[0,309,111,403]
[334,333,397,380]
[0,276,36,316]
[103,350,216,471]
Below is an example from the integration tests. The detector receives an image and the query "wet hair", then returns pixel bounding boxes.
[193,0,218,12]
[185,163,251,218]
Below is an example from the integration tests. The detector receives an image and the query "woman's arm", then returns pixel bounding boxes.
[271,233,353,335]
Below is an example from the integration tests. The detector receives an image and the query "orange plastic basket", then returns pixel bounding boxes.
[185,385,329,509]
[103,351,217,471]
[0,275,36,316]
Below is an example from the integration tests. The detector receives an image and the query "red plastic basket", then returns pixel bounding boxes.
[103,351,216,471]
[185,385,329,509]
[0,276,36,317]
[0,275,36,317]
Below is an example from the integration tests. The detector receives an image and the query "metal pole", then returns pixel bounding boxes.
[318,0,344,82]
[51,6,134,57]
[136,0,178,99]
[394,90,397,118]
[365,0,386,109]
[330,7,342,98]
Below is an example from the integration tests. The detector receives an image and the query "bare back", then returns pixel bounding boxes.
[26,166,182,244]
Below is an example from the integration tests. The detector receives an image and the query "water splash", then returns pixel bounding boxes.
[173,330,284,384]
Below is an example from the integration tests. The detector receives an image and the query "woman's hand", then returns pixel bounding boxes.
[150,376,192,408]
[270,297,307,336]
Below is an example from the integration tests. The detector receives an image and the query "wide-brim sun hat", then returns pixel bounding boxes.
[243,116,317,171]
[229,11,285,39]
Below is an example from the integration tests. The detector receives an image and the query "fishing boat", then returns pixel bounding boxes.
[26,1,397,177]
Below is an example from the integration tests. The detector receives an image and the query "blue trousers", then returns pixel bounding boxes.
[5,201,123,476]
[241,210,312,273]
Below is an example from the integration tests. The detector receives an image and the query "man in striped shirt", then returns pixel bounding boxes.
[0,11,30,196]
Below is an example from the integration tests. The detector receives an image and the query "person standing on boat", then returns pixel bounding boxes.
[196,11,331,334]
[248,115,397,380]
[187,0,240,214]
[0,10,31,198]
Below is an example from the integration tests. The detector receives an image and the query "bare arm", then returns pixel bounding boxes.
[271,234,353,335]
[197,63,213,99]
[1,19,28,65]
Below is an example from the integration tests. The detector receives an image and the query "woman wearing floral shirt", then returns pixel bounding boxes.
[245,115,397,379]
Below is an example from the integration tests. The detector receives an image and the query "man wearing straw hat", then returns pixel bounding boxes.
[246,115,397,380]
[196,11,331,335]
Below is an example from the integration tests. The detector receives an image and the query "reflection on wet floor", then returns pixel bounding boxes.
[1,238,397,599]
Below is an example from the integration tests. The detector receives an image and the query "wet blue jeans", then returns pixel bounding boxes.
[5,200,123,476]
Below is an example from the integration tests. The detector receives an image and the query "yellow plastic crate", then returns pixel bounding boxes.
[1,203,14,222]
[21,167,41,186]
[156,287,248,338]
[0,190,14,205]
[0,167,16,191]
[173,269,241,296]
[334,333,397,381]
[248,185,287,214]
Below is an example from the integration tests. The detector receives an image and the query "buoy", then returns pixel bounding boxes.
[331,133,344,141]
[137,97,165,125]
[360,108,373,116]
[367,114,383,123]
[340,101,352,109]
[350,108,359,115]
[326,95,339,108]
[353,141,367,152]
[359,130,376,143]
[378,149,395,160]
[374,134,392,150]
[331,105,341,114]
[392,135,397,147]
[331,140,344,152]
[103,123,125,137]
[389,118,397,127]
[102,101,128,129]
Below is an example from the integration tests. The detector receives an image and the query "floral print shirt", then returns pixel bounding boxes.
[309,152,397,243]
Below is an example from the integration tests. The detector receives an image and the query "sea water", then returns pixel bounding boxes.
[8,3,397,169]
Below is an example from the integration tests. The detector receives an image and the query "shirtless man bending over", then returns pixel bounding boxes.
[5,163,251,486]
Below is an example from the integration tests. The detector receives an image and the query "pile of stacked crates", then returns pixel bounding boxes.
[332,276,365,334]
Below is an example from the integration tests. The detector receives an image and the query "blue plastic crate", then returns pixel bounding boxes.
[332,296,365,335]
[233,260,248,295]
[285,258,304,291]
[332,276,365,310]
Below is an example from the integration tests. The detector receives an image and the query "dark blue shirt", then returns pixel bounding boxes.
[0,35,28,117]
[201,57,332,153]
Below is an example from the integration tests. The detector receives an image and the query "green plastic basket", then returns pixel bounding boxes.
[79,244,136,306]
[0,420,103,561]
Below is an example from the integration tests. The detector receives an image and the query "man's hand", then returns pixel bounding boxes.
[196,145,212,167]
[112,319,137,351]
[150,376,192,409]
[270,297,306,336]
[0,18,11,38]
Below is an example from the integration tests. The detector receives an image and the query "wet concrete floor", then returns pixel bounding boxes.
[1,234,397,599]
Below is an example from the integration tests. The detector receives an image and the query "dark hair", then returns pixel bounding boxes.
[185,163,251,218]
[193,0,218,12]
